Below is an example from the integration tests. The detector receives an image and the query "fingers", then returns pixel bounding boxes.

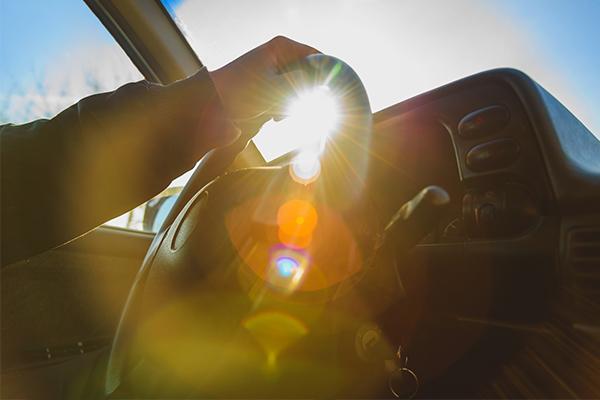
[209,36,320,129]
[268,36,321,73]
[258,37,321,119]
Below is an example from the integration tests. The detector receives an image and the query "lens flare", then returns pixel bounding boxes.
[242,311,308,370]
[277,199,318,248]
[290,151,321,184]
[252,85,341,161]
[285,85,340,141]
[275,256,298,278]
[267,247,307,292]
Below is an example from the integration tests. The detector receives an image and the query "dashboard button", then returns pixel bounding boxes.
[466,138,520,171]
[458,105,510,138]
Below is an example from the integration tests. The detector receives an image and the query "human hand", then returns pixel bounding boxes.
[210,36,320,125]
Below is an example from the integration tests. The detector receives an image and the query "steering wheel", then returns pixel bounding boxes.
[104,55,448,398]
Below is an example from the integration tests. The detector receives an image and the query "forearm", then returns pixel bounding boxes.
[1,68,233,266]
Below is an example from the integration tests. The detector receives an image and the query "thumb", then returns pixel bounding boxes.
[196,97,242,152]
[207,115,241,149]
[219,119,242,147]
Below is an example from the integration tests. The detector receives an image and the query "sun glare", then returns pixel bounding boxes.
[285,85,340,145]
[253,85,341,162]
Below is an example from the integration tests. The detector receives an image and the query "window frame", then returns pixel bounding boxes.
[84,0,206,233]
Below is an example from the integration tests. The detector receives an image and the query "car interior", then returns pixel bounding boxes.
[2,1,599,399]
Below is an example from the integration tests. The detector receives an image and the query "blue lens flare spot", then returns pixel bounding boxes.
[276,256,299,277]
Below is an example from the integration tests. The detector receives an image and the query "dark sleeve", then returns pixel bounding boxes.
[1,68,230,267]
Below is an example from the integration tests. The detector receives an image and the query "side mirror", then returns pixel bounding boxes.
[143,193,179,232]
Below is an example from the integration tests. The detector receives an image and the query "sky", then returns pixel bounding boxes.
[0,0,142,123]
[1,0,599,136]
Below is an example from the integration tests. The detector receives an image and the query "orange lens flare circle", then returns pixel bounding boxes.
[276,199,318,248]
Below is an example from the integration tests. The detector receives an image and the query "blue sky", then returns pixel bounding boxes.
[1,0,599,137]
[502,0,600,107]
[0,1,114,91]
[0,0,140,123]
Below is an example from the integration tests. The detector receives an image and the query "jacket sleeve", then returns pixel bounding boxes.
[1,68,231,267]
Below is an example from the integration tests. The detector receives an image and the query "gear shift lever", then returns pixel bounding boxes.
[357,186,450,307]
[379,185,450,254]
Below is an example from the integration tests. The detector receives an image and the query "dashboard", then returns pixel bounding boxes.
[255,67,600,393]
[369,68,553,243]
[367,68,600,392]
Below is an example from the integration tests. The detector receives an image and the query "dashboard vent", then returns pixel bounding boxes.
[567,227,600,294]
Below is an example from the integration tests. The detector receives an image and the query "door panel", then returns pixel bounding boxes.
[1,227,150,398]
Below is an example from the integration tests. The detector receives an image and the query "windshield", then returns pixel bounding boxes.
[163,0,600,159]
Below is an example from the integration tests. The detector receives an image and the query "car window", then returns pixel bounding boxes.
[0,1,143,124]
[163,0,600,161]
[0,0,184,233]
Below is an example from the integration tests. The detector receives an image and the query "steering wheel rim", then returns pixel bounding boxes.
[157,53,374,236]
[104,55,412,397]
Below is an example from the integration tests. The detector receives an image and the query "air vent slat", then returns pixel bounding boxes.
[571,245,600,259]
[572,231,600,242]
[571,260,600,274]
[573,273,600,280]
[567,227,600,298]
[571,256,600,262]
